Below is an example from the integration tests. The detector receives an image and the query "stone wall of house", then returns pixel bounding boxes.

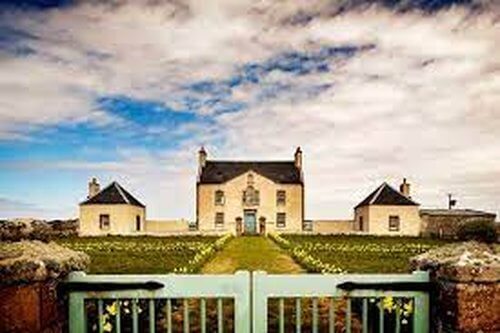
[355,205,421,236]
[411,242,500,333]
[311,220,354,234]
[79,204,146,236]
[0,219,78,241]
[0,241,89,332]
[420,213,496,239]
[197,171,303,235]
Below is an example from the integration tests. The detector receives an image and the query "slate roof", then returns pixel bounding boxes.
[355,182,418,209]
[420,209,496,218]
[198,161,302,184]
[80,181,145,208]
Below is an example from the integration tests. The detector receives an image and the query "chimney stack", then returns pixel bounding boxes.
[294,147,303,170]
[198,146,207,172]
[400,178,410,198]
[88,177,100,199]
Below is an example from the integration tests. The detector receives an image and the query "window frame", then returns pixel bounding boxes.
[388,215,400,232]
[276,190,286,206]
[214,190,225,206]
[99,214,110,230]
[276,212,286,228]
[215,212,225,227]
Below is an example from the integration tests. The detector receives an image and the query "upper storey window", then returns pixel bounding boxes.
[276,190,286,206]
[214,190,225,206]
[243,186,260,206]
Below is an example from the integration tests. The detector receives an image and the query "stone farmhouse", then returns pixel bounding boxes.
[196,147,304,235]
[78,147,496,237]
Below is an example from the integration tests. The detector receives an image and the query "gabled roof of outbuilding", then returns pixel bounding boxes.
[355,182,418,209]
[80,181,145,208]
[198,161,302,184]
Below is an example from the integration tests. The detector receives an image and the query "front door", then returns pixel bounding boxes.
[243,210,257,234]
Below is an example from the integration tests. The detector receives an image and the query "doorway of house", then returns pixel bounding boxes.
[243,210,257,234]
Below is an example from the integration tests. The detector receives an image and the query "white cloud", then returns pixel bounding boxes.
[0,1,499,220]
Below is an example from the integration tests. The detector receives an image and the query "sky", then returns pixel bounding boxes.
[0,0,499,220]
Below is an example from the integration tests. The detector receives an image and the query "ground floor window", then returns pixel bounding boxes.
[99,214,110,230]
[388,215,400,231]
[215,212,224,227]
[136,215,141,231]
[276,213,286,228]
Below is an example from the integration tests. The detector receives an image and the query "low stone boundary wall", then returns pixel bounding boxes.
[411,241,499,333]
[145,219,191,234]
[0,219,78,241]
[0,241,89,332]
[310,219,354,234]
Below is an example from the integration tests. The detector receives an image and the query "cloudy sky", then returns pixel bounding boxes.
[0,0,499,220]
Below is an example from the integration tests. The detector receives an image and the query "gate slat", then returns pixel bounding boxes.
[116,301,121,333]
[279,298,285,333]
[312,297,318,333]
[149,299,155,333]
[183,299,189,333]
[379,298,385,333]
[97,299,104,333]
[362,298,368,333]
[217,298,223,333]
[132,299,139,333]
[200,298,206,333]
[166,299,172,333]
[295,298,301,333]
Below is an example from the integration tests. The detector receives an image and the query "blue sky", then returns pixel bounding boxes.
[0,0,499,220]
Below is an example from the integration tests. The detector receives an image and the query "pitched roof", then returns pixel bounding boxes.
[355,182,418,209]
[80,181,145,208]
[420,209,496,218]
[198,161,302,184]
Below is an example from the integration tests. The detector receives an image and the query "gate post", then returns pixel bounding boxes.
[234,270,252,333]
[252,271,268,333]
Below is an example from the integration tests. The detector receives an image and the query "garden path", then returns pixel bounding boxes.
[202,236,304,274]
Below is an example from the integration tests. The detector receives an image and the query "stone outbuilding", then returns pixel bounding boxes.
[354,179,421,236]
[79,179,146,236]
[420,208,497,239]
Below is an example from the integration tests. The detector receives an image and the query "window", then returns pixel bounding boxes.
[276,190,286,206]
[389,215,400,231]
[276,213,286,228]
[359,216,364,231]
[136,215,141,231]
[214,190,225,206]
[99,214,110,230]
[243,186,260,206]
[215,212,224,227]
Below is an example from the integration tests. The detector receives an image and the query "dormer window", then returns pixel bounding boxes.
[214,190,225,206]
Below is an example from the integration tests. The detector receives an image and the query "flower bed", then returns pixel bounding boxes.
[57,234,232,274]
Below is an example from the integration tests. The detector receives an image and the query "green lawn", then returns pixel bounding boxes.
[56,236,219,274]
[281,234,453,273]
[202,236,304,274]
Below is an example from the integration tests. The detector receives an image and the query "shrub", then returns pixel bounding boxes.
[457,220,497,243]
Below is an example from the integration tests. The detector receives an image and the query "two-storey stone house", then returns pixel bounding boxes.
[196,147,304,235]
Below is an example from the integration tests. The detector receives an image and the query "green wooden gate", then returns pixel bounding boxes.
[66,270,429,333]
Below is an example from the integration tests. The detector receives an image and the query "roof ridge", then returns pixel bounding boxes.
[113,182,130,204]
[369,182,387,205]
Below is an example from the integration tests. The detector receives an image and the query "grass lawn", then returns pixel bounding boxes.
[202,236,304,274]
[56,235,219,274]
[281,234,453,273]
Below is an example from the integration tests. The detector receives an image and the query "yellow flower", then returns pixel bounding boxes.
[106,302,118,316]
[403,300,413,317]
[103,322,113,332]
[382,297,394,313]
